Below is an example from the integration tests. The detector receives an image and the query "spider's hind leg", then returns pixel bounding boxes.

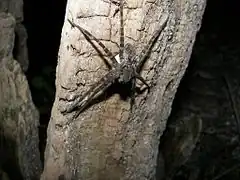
[129,73,150,111]
[135,73,150,90]
[130,77,136,110]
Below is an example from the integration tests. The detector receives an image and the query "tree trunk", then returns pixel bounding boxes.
[0,12,42,180]
[42,0,206,179]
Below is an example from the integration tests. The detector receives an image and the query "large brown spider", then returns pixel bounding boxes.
[60,0,168,118]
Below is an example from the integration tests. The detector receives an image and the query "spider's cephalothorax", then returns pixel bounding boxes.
[118,43,136,83]
[61,0,168,117]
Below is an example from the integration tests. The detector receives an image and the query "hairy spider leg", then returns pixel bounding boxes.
[68,19,118,67]
[130,77,136,109]
[109,0,120,6]
[72,70,118,118]
[134,16,168,90]
[119,0,124,63]
[63,68,118,114]
[135,74,150,89]
[136,15,168,73]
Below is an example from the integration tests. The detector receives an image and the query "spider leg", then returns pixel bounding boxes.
[135,73,150,90]
[130,77,136,111]
[107,0,120,17]
[63,80,104,114]
[65,69,118,118]
[119,0,124,63]
[64,81,108,125]
[136,15,168,73]
[68,19,119,67]
[73,79,113,118]
[108,0,120,6]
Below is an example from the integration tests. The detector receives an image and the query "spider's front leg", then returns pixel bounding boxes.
[127,15,169,100]
[68,19,119,68]
[136,14,168,73]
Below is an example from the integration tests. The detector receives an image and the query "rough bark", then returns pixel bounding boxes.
[0,12,42,180]
[0,0,29,72]
[42,0,206,179]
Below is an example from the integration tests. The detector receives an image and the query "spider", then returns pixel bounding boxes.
[61,0,168,118]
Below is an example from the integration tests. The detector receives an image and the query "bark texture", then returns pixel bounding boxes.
[0,12,42,180]
[42,0,206,179]
[0,0,29,72]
